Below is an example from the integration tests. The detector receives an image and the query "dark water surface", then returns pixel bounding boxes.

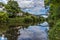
[0,22,49,40]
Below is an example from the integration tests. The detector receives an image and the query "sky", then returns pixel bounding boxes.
[0,0,7,4]
[16,0,49,15]
[0,0,49,16]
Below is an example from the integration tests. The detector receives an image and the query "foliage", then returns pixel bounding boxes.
[0,12,8,23]
[25,12,30,16]
[49,21,60,40]
[45,0,60,40]
[23,17,33,23]
[0,2,4,6]
[5,1,21,17]
[31,16,38,22]
[8,17,24,23]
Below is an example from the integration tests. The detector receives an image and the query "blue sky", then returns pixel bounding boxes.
[16,0,49,15]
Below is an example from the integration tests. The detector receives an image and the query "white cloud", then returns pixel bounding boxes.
[16,0,44,8]
[42,15,48,18]
[16,0,34,8]
[15,0,47,15]
[0,0,8,4]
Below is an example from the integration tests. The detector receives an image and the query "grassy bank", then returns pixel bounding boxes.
[8,16,44,25]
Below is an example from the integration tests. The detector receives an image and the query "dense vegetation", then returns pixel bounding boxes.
[5,1,22,17]
[0,12,8,23]
[45,0,60,40]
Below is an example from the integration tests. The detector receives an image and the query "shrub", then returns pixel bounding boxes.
[0,12,8,23]
[23,17,33,23]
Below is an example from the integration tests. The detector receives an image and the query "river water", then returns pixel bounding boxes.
[18,22,49,40]
[0,22,49,40]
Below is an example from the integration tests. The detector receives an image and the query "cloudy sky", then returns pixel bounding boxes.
[16,0,48,15]
[0,0,8,4]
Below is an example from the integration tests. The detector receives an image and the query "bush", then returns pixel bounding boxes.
[23,17,33,23]
[49,21,60,40]
[5,1,21,17]
[0,12,8,23]
[9,17,24,23]
[31,16,39,22]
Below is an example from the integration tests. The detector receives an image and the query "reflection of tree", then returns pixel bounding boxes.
[5,26,20,40]
[0,23,8,34]
[0,22,42,40]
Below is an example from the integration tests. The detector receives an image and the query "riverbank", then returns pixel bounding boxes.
[0,14,44,25]
[45,0,60,40]
[8,16,44,23]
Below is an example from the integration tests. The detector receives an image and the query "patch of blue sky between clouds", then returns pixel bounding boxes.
[22,7,46,15]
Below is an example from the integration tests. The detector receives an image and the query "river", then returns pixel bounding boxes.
[0,21,49,40]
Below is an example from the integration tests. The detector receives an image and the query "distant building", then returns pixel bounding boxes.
[0,5,6,12]
[17,12,23,16]
[0,5,4,11]
[0,5,3,11]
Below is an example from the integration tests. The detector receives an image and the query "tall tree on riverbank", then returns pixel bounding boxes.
[0,12,8,23]
[5,1,21,17]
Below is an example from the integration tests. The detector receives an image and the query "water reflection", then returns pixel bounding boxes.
[18,22,49,40]
[0,22,49,40]
[5,26,19,40]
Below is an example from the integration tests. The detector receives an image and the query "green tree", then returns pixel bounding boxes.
[45,0,60,40]
[5,1,21,17]
[24,17,33,23]
[0,2,4,6]
[0,12,8,23]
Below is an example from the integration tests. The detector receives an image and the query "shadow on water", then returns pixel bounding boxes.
[0,21,49,40]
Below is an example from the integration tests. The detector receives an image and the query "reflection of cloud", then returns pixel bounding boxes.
[18,22,49,40]
[42,15,48,18]
[18,28,48,40]
[40,22,49,27]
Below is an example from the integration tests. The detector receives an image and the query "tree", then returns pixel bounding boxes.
[5,1,21,17]
[0,2,4,6]
[45,0,60,40]
[24,17,33,23]
[0,12,8,23]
